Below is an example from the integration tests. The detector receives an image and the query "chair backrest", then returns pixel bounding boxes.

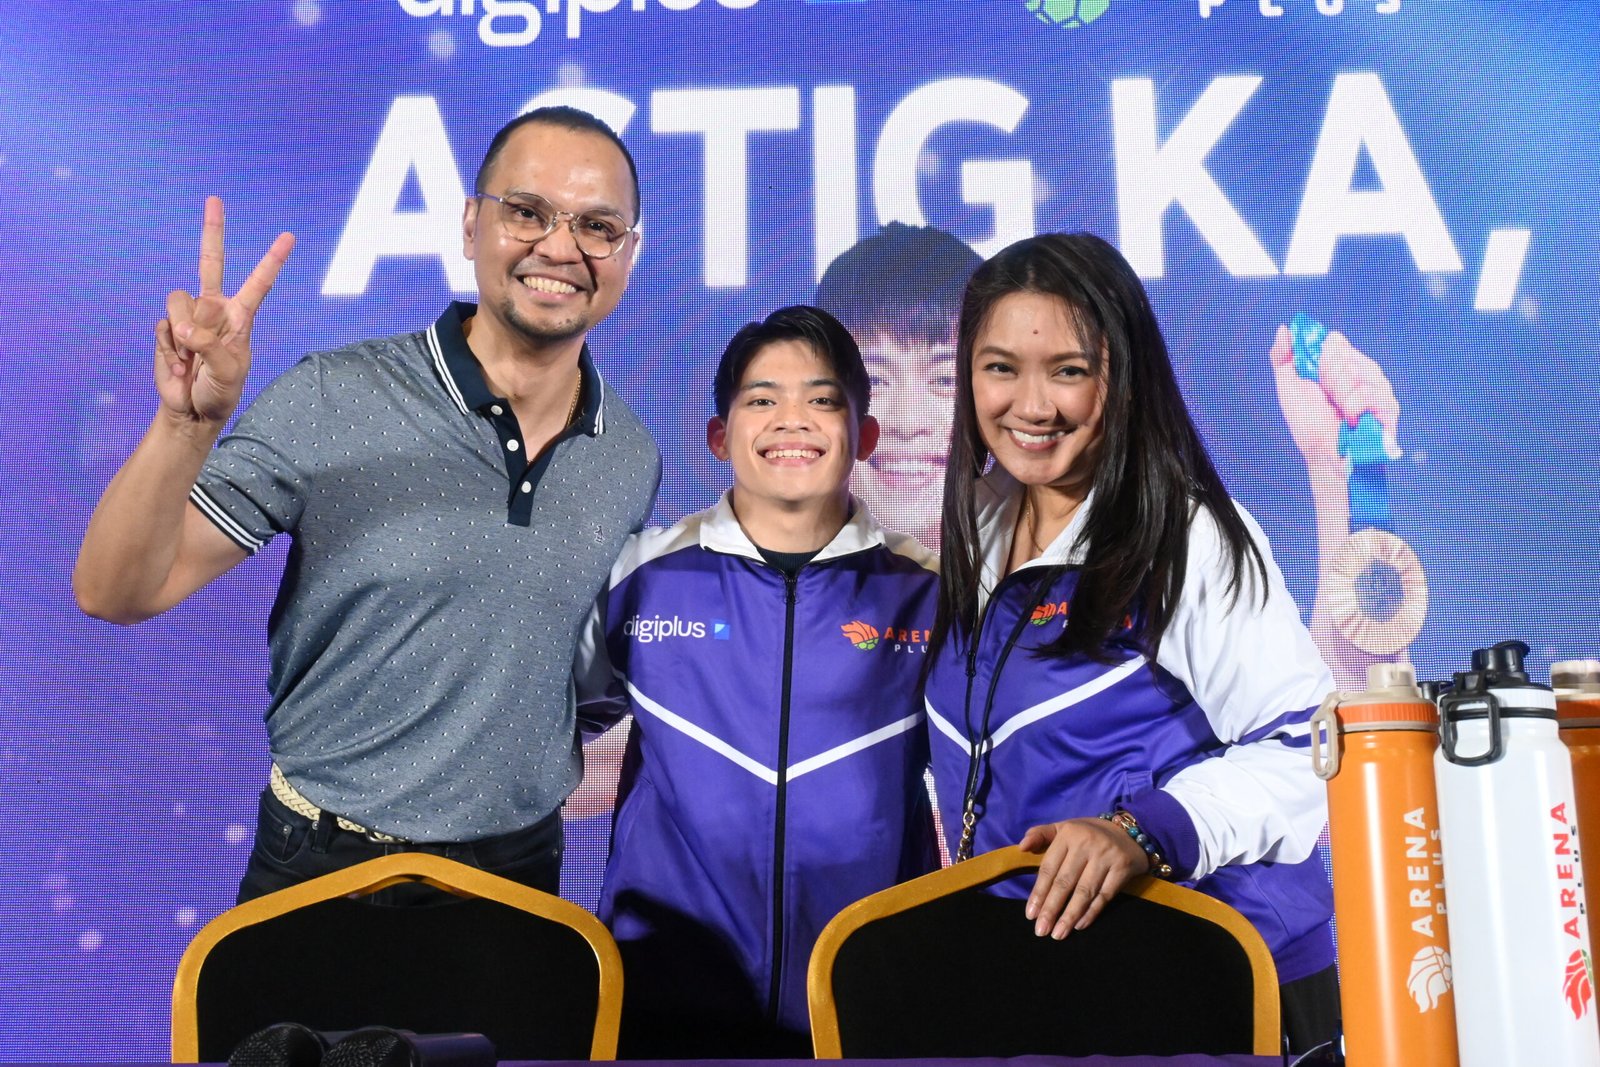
[172,853,622,1063]
[808,845,1280,1058]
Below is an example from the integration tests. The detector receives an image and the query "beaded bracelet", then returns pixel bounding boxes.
[1099,809,1175,879]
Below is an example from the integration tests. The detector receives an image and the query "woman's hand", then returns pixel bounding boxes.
[1018,817,1149,939]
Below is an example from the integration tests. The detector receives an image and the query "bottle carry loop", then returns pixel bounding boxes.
[1309,694,1341,781]
[1439,689,1504,767]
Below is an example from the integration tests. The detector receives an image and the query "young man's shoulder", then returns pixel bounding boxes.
[874,528,938,575]
[831,502,938,576]
[607,507,719,585]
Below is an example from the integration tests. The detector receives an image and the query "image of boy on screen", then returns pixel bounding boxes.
[573,306,940,1057]
[815,223,983,550]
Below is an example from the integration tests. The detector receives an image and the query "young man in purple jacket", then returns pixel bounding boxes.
[575,305,940,1057]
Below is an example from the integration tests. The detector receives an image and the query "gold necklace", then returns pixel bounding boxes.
[564,373,583,427]
[1015,494,1040,563]
[1018,492,1083,560]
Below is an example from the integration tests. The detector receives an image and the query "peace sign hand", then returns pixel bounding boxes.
[154,196,295,427]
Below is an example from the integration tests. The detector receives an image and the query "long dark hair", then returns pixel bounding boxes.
[932,232,1265,661]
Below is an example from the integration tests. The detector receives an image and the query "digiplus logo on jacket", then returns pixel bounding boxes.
[624,614,707,643]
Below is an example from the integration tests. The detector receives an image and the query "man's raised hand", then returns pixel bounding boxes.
[154,196,294,426]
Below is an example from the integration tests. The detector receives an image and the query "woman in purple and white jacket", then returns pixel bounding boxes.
[924,232,1338,1055]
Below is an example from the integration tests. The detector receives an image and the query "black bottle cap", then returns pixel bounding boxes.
[1471,639,1531,682]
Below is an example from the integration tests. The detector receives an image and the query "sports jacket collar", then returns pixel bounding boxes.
[974,468,1098,613]
[697,489,890,563]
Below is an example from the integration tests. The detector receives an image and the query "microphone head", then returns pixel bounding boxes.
[322,1028,412,1067]
[228,1023,339,1067]
[323,1027,496,1067]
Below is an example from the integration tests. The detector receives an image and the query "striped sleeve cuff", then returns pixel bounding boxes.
[189,484,267,554]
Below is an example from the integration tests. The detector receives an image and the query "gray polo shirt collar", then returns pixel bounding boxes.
[427,300,606,437]
[427,301,610,526]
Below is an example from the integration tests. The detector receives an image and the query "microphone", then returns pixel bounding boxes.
[228,1023,349,1067]
[322,1027,497,1067]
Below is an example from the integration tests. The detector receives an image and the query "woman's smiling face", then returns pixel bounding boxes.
[970,291,1106,499]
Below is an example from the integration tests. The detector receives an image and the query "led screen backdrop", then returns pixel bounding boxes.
[1,1,1596,1058]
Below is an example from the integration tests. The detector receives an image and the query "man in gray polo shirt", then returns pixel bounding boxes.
[74,107,660,901]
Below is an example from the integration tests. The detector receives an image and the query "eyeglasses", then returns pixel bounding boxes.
[473,192,637,260]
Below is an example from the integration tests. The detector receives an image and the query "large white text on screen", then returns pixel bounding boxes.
[322,73,1528,310]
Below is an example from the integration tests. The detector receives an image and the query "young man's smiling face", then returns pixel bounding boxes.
[708,338,879,525]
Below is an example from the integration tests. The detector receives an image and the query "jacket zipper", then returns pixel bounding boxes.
[767,569,799,1023]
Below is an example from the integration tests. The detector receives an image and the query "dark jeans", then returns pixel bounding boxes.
[237,789,564,905]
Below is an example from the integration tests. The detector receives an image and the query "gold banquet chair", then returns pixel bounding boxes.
[172,853,622,1063]
[808,845,1279,1058]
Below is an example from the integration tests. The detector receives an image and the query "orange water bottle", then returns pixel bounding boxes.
[1556,658,1600,947]
[1311,663,1458,1066]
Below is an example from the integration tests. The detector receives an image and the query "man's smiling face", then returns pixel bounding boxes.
[464,122,638,351]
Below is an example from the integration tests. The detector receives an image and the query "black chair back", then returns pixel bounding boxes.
[173,854,622,1062]
[808,846,1279,1058]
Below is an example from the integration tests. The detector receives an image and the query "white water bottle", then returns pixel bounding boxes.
[1435,640,1600,1067]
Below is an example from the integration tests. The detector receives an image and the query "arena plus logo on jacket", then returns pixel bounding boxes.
[841,621,880,650]
[841,619,930,654]
[1027,599,1134,635]
[1031,600,1071,626]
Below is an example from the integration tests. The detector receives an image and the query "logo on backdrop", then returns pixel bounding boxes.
[1026,0,1112,30]
[396,0,759,49]
[1197,0,1401,18]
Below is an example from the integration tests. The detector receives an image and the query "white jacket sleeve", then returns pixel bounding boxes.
[1152,503,1336,880]
[572,541,634,741]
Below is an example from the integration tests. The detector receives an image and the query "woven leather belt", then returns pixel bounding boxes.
[269,764,410,844]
